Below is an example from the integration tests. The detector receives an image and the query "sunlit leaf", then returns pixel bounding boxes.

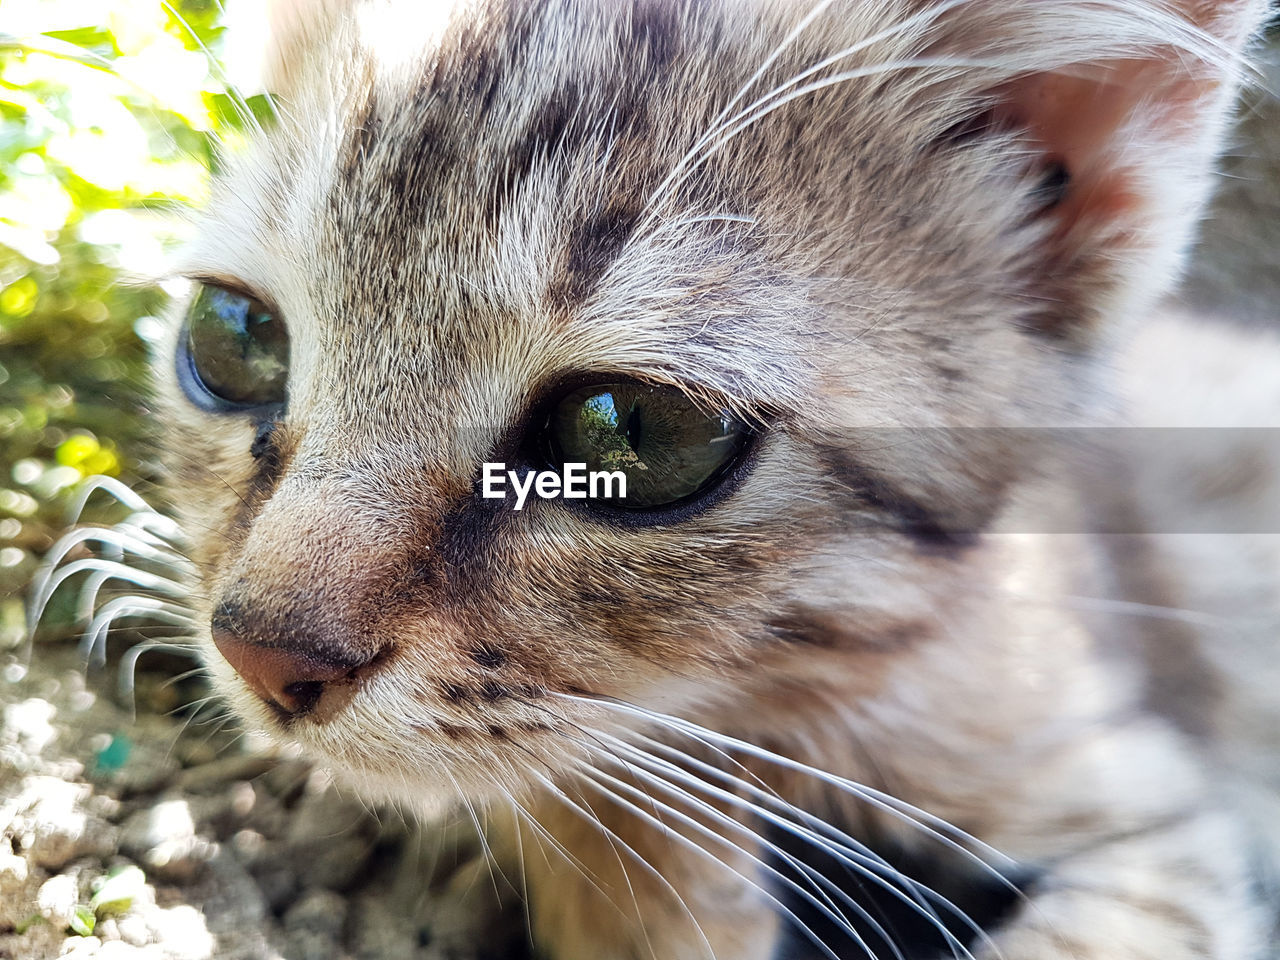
[41,27,115,53]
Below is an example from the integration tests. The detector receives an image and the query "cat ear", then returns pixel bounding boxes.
[255,0,465,96]
[250,0,363,96]
[987,0,1268,336]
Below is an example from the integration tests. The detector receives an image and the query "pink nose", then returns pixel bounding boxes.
[211,628,372,718]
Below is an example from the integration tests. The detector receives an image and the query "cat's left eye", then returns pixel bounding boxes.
[543,381,751,511]
[178,283,289,412]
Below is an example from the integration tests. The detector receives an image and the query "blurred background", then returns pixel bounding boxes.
[0,0,261,635]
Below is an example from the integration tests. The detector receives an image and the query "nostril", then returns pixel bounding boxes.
[279,680,326,717]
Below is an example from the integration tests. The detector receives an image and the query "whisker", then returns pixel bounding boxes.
[160,0,274,137]
[569,696,1019,881]
[28,557,191,640]
[600,729,986,960]
[118,639,204,707]
[574,760,853,960]
[583,737,916,960]
[503,800,537,953]
[654,55,1007,216]
[445,767,514,905]
[29,531,190,630]
[79,598,197,666]
[527,768,719,960]
[68,475,171,524]
[642,0,975,222]
[37,525,189,578]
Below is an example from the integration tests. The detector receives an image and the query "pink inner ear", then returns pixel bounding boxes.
[998,56,1219,240]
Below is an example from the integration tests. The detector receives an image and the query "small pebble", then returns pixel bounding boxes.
[58,934,102,957]
[4,698,57,754]
[37,873,79,927]
[147,905,215,960]
[116,913,151,947]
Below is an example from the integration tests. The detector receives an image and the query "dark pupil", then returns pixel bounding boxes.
[550,383,747,509]
[186,286,288,408]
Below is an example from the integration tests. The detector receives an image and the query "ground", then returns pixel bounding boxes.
[0,641,526,960]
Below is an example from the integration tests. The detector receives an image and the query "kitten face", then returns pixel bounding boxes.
[156,0,1262,803]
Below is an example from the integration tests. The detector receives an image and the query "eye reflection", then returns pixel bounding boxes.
[180,284,289,410]
[546,382,748,509]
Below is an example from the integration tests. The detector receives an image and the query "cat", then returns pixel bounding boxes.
[39,0,1280,957]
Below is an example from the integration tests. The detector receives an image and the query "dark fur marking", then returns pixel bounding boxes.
[931,362,964,383]
[437,723,465,741]
[243,418,290,508]
[478,680,509,703]
[440,682,471,704]
[766,612,929,651]
[575,584,624,608]
[1033,161,1071,210]
[630,0,683,68]
[340,87,382,179]
[552,203,642,305]
[503,93,577,190]
[819,447,981,548]
[437,499,504,597]
[764,619,838,649]
[469,642,507,668]
[402,544,446,594]
[934,107,1006,149]
[249,419,279,460]
[383,111,455,212]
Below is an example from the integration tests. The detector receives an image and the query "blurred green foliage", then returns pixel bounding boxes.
[0,0,240,642]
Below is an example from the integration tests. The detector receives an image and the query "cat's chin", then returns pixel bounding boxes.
[322,759,482,814]
[297,735,567,810]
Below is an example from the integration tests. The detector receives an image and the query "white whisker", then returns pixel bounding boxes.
[28,557,191,639]
[581,737,913,960]
[569,696,1019,880]
[80,597,197,666]
[574,760,853,960]
[599,729,987,960]
[642,0,977,222]
[527,768,702,959]
[118,640,205,711]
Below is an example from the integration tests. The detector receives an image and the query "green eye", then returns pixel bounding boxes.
[546,382,750,510]
[179,284,288,410]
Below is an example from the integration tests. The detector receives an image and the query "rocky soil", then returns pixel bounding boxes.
[0,642,526,960]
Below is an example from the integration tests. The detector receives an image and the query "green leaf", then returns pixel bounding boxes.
[163,0,226,51]
[40,27,115,51]
[68,904,95,937]
[203,92,276,134]
[90,864,146,916]
[14,914,45,935]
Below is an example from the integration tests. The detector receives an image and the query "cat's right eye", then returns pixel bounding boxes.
[178,283,289,412]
